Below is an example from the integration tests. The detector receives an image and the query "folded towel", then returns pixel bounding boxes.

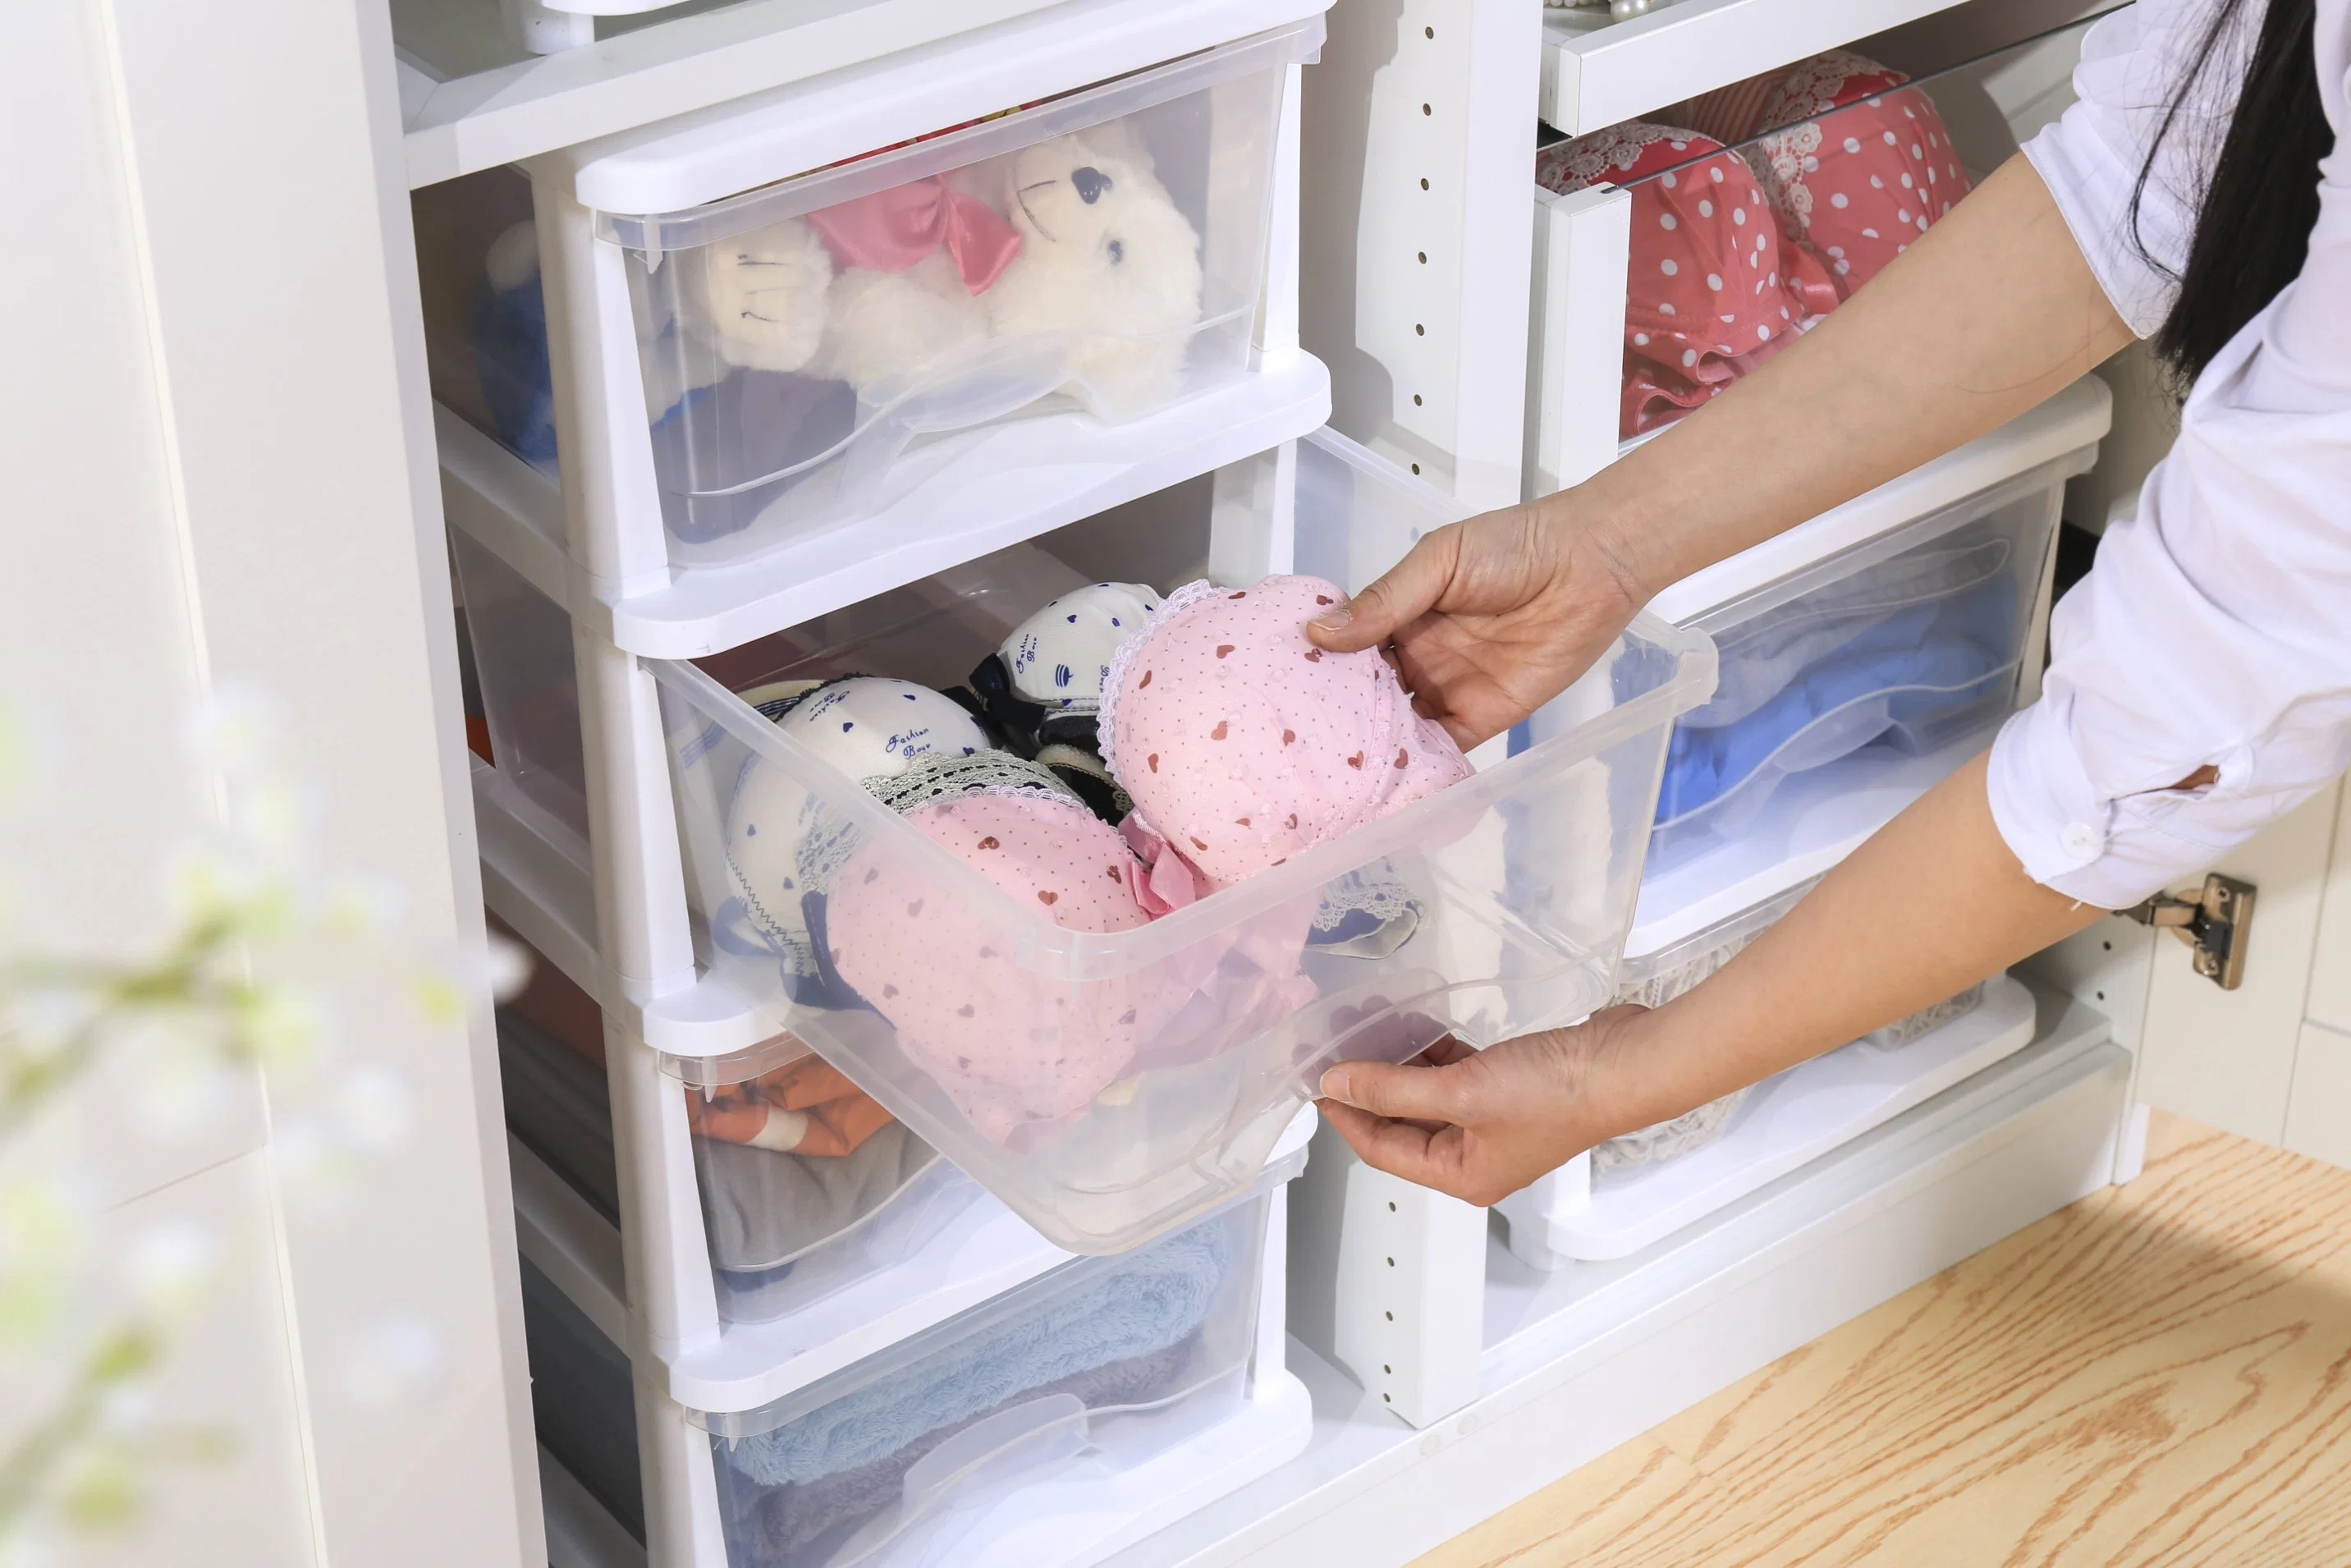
[740,1338,1195,1559]
[726,1216,1230,1488]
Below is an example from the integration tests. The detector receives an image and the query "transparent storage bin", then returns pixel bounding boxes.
[531,21,1318,568]
[487,900,997,1328]
[519,1252,644,1542]
[1535,23,2096,440]
[1595,878,1989,1174]
[702,1194,1272,1568]
[641,438,1712,1253]
[1499,969,2037,1266]
[1643,457,2057,877]
[451,527,588,841]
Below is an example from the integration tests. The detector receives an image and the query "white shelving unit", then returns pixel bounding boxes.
[1538,0,1975,135]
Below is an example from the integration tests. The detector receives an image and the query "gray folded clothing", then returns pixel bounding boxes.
[496,1006,620,1224]
[741,1338,1196,1559]
[696,1117,939,1275]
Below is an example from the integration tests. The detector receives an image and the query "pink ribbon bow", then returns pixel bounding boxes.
[1119,814,1208,919]
[806,177,1023,296]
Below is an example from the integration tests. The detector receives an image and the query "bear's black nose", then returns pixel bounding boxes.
[1071,166,1110,204]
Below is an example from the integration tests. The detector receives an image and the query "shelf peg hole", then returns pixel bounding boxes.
[1417,250,1428,264]
[1425,24,1434,37]
[1422,103,1432,116]
[1413,393,1423,406]
[1410,463,1421,475]
[1419,177,1430,190]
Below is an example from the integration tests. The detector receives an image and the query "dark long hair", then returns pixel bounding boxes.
[2130,0,2326,383]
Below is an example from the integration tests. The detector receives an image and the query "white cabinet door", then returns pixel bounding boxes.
[2133,781,2341,1146]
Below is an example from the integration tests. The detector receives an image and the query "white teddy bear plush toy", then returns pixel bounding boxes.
[983,128,1206,415]
[678,122,1204,419]
[673,216,838,375]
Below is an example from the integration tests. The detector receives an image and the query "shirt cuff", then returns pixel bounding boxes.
[1987,699,2220,910]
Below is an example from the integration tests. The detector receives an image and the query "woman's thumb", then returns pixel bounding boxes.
[1319,1057,1465,1125]
[1308,530,1456,653]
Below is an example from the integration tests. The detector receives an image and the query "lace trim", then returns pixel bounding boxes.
[1309,869,1423,935]
[1758,49,1904,128]
[1751,121,1823,238]
[864,750,1074,814]
[1095,578,1224,785]
[1534,121,1696,195]
[1595,1085,1748,1172]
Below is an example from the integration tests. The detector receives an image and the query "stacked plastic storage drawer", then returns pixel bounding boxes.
[426,0,1720,1555]
[1496,369,2108,1271]
[1526,13,2110,493]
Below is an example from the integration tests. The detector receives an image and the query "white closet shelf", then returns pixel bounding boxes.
[438,352,1330,658]
[396,0,1065,188]
[400,0,1318,190]
[1102,984,2124,1568]
[511,1107,1318,1414]
[1540,0,1974,136]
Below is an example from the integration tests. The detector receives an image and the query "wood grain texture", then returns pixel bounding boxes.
[1417,1112,2351,1568]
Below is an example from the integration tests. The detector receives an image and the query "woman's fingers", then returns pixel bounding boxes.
[1314,1098,1478,1197]
[1318,1057,1472,1125]
[1308,528,1462,653]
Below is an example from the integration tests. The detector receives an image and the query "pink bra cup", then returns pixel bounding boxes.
[1103,576,1473,891]
[824,789,1183,1144]
[1540,125,1833,438]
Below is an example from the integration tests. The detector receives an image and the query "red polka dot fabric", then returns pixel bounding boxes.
[1541,51,1973,438]
[827,790,1174,1139]
[1102,575,1473,891]
[1746,52,1973,300]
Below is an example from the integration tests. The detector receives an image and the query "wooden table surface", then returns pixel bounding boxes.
[1413,1112,2351,1567]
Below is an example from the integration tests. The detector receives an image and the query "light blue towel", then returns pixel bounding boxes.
[727,1218,1231,1488]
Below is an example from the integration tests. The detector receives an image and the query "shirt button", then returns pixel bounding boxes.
[2060,822,2104,861]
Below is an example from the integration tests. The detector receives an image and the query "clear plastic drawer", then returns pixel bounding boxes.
[1528,21,2101,461]
[1643,459,2060,885]
[423,21,1316,573]
[701,1194,1276,1568]
[646,437,1712,1253]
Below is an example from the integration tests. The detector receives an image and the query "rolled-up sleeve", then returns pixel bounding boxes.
[1987,100,2351,906]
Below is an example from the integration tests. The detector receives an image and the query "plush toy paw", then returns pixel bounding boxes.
[985,128,1205,417]
[680,217,836,375]
[813,250,994,399]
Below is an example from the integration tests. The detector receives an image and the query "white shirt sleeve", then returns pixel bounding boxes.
[1987,1,2351,910]
[2020,0,2254,334]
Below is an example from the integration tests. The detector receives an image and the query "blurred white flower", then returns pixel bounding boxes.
[123,1225,216,1320]
[335,1066,411,1154]
[339,1310,443,1410]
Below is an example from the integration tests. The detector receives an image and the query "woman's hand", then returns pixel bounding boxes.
[1306,500,1650,751]
[1314,1010,1654,1206]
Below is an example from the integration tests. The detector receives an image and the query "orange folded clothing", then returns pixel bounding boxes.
[687,1055,896,1157]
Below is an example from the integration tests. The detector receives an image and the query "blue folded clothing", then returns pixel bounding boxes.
[726,1217,1231,1489]
[469,273,558,465]
[1656,575,2015,824]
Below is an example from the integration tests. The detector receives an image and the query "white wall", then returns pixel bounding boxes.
[1,0,540,1561]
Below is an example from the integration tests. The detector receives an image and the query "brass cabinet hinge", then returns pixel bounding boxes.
[2121,873,2256,990]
